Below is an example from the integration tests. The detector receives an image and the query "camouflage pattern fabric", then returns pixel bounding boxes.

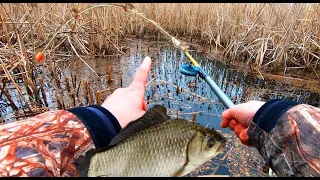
[0,103,319,177]
[248,104,320,177]
[0,110,94,177]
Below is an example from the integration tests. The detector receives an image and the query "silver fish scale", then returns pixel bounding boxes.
[88,119,198,177]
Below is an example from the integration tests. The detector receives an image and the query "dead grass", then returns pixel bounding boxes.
[1,3,319,78]
[1,3,320,71]
[0,3,319,117]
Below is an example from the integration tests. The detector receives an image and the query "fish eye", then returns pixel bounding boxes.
[207,138,215,148]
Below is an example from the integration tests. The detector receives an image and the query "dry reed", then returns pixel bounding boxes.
[1,3,318,78]
[0,3,319,119]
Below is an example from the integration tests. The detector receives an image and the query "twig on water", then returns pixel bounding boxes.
[0,58,33,112]
[67,36,100,79]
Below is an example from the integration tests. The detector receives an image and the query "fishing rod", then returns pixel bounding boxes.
[122,4,235,109]
[34,3,235,109]
[175,41,235,109]
[182,50,235,109]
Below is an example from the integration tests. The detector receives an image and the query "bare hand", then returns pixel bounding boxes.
[221,101,265,146]
[101,57,152,128]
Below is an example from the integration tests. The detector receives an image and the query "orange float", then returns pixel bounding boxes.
[35,52,44,63]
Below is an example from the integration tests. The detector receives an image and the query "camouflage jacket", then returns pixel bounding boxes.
[0,105,121,177]
[247,99,320,177]
[0,100,319,177]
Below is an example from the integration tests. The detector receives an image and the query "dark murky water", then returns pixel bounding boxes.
[0,38,318,176]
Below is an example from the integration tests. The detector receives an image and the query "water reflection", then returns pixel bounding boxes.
[0,39,317,176]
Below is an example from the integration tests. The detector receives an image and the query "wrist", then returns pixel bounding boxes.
[247,99,298,150]
[251,99,298,133]
[102,104,124,128]
[68,105,122,149]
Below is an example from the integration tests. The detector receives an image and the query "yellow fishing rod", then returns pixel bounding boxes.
[33,3,235,109]
[187,50,234,109]
[171,37,234,109]
[124,4,235,109]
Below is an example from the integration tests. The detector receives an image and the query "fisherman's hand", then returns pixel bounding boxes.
[220,101,265,146]
[101,57,152,128]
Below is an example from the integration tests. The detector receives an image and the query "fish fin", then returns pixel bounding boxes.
[96,105,169,152]
[173,161,199,177]
[172,135,191,177]
[172,162,189,177]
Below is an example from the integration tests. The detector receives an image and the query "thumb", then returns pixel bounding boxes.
[129,56,152,89]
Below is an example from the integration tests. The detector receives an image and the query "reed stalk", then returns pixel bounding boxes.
[88,82,94,105]
[0,3,319,119]
[55,92,62,109]
[83,79,89,103]
[95,90,101,105]
[0,58,33,112]
[0,3,314,79]
[0,85,19,113]
[106,65,113,84]
[39,77,48,107]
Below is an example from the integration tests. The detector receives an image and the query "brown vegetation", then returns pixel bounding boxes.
[1,3,319,76]
[0,3,319,119]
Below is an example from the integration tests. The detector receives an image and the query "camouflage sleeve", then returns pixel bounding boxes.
[247,99,320,177]
[0,105,121,177]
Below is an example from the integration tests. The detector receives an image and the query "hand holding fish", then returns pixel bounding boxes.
[101,56,152,128]
[221,101,265,146]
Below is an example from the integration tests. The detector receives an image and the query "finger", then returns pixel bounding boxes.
[239,128,253,146]
[221,111,230,128]
[234,124,246,138]
[229,119,238,131]
[220,119,229,128]
[142,99,147,111]
[222,109,232,120]
[129,56,152,89]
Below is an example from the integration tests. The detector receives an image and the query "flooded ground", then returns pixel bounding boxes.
[0,38,318,176]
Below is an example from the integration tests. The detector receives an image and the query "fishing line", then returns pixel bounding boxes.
[33,3,253,176]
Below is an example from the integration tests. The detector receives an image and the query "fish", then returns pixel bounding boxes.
[87,105,226,177]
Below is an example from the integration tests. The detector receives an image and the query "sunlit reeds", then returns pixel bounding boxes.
[0,3,319,120]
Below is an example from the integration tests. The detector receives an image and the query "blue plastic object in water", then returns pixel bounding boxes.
[180,64,198,76]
